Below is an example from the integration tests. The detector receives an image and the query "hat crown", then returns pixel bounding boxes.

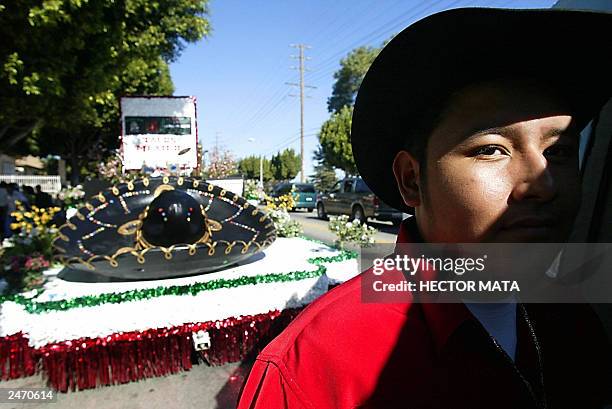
[142,190,206,247]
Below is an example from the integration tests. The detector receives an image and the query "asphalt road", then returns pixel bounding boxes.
[0,360,250,409]
[0,212,399,409]
[288,208,400,248]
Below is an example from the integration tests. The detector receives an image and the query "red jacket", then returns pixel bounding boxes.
[237,218,611,408]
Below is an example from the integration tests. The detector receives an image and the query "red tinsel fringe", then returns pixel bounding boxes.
[0,332,36,380]
[0,308,302,392]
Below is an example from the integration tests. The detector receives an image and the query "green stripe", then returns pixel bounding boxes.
[0,242,357,314]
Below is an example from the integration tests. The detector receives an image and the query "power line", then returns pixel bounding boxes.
[263,132,318,156]
[306,0,446,84]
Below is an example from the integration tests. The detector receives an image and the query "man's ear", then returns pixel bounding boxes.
[392,150,421,208]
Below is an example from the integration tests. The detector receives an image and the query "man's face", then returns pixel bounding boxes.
[411,80,581,243]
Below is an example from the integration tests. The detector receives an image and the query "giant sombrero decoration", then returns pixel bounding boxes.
[53,176,276,279]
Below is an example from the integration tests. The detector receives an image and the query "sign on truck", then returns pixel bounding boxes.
[120,96,198,173]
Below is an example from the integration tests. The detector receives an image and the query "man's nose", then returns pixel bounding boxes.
[510,149,557,203]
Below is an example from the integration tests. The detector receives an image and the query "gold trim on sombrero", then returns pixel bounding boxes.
[118,220,142,235]
[208,219,222,231]
[177,177,184,186]
[153,184,175,198]
[163,176,169,184]
[103,255,119,267]
[53,244,67,253]
[114,247,138,257]
[67,256,95,270]
[55,176,275,272]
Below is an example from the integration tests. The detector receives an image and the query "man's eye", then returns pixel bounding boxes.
[472,145,506,156]
[544,144,576,158]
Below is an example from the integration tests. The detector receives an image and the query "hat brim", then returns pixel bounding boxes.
[351,7,612,214]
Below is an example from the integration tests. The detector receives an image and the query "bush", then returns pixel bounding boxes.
[328,215,377,249]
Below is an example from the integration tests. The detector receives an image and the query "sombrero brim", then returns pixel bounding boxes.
[351,7,612,214]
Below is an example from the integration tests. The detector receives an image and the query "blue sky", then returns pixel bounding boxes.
[169,0,557,181]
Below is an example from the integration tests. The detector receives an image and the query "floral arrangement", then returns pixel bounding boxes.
[1,202,60,293]
[264,190,296,211]
[265,191,302,237]
[267,208,303,238]
[57,184,85,208]
[243,179,263,201]
[97,155,123,184]
[3,254,49,293]
[328,215,377,249]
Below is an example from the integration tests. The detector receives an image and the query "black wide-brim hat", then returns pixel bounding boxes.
[53,176,276,279]
[352,7,612,214]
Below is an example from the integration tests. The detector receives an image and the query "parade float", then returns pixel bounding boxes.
[0,97,359,391]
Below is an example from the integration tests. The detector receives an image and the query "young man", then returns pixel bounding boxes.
[237,8,612,408]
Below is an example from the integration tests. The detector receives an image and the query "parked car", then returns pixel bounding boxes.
[271,182,317,211]
[316,177,404,225]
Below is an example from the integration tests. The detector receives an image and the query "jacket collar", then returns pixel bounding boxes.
[393,217,474,353]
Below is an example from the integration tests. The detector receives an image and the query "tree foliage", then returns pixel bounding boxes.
[270,148,301,181]
[238,155,273,181]
[308,162,337,192]
[317,105,357,175]
[238,149,300,184]
[327,46,380,113]
[0,0,211,182]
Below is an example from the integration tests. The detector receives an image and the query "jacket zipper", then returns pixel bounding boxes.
[482,304,546,409]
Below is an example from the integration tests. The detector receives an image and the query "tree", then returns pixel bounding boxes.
[317,105,357,175]
[309,163,337,192]
[327,46,381,113]
[203,147,237,179]
[270,148,301,181]
[238,155,273,181]
[0,0,211,182]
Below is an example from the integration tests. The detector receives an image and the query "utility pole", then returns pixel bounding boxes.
[259,155,263,189]
[288,44,315,183]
